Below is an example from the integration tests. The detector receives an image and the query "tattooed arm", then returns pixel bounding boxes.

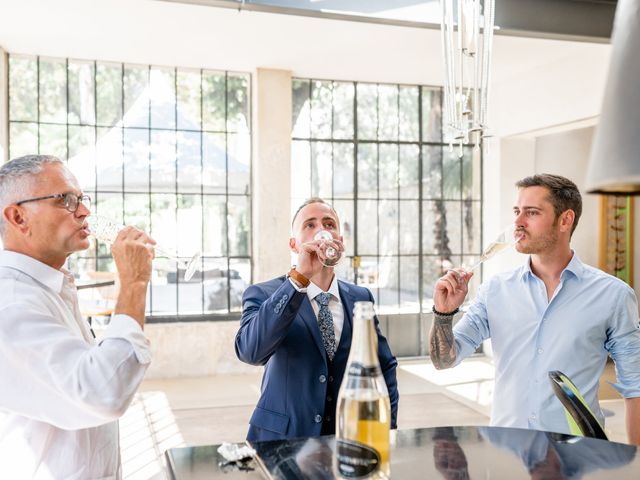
[429,313,458,369]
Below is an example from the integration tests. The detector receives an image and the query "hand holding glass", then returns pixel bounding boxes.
[465,224,523,271]
[87,215,202,281]
[313,230,342,268]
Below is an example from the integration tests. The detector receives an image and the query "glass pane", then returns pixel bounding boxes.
[150,259,177,315]
[399,86,419,141]
[9,56,37,121]
[379,199,398,256]
[227,74,250,133]
[462,146,481,200]
[310,141,332,198]
[399,256,420,313]
[443,149,462,200]
[95,192,124,256]
[357,84,377,140]
[124,64,149,128]
[202,71,226,132]
[377,255,399,313]
[399,200,419,254]
[422,87,442,142]
[39,124,67,159]
[229,258,251,312]
[310,80,332,139]
[356,256,378,301]
[422,200,438,256]
[463,200,481,254]
[422,255,443,306]
[332,82,354,140]
[357,199,377,255]
[379,143,398,199]
[150,67,176,129]
[150,129,176,192]
[96,63,123,127]
[333,199,354,257]
[357,143,377,198]
[203,195,227,256]
[378,85,398,141]
[68,60,96,125]
[151,193,177,254]
[39,58,67,123]
[9,122,38,159]
[124,128,149,192]
[399,144,419,199]
[124,193,150,231]
[202,132,226,193]
[203,257,229,313]
[96,127,123,191]
[68,125,96,189]
[177,194,202,257]
[444,201,462,254]
[422,145,442,199]
[292,79,311,138]
[177,69,202,131]
[178,274,203,315]
[291,140,311,200]
[333,142,354,199]
[177,131,202,191]
[228,133,250,195]
[228,195,250,257]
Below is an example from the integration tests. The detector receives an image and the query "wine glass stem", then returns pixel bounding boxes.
[154,248,188,269]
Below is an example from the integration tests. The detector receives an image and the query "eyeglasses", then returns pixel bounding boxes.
[16,192,92,213]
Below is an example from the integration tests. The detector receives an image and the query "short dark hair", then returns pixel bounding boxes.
[291,197,338,228]
[515,174,582,235]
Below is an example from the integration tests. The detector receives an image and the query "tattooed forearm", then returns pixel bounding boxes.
[429,315,457,369]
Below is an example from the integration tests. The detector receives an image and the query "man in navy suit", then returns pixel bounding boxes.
[236,198,399,441]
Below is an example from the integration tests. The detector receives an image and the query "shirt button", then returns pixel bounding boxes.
[538,348,543,354]
[531,414,537,420]
[319,375,327,383]
[315,415,322,423]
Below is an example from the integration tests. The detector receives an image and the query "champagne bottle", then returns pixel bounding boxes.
[335,301,391,479]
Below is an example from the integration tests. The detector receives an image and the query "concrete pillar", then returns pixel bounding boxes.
[0,47,8,163]
[252,68,293,283]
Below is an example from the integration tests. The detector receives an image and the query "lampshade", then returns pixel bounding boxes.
[586,0,640,195]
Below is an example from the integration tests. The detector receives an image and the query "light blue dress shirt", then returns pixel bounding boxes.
[453,252,640,434]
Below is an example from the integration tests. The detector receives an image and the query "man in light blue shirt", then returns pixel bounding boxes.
[429,173,640,444]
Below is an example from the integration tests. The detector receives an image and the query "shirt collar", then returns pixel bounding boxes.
[0,250,66,294]
[519,250,584,281]
[307,274,341,304]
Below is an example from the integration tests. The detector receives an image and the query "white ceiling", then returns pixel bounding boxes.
[0,0,610,135]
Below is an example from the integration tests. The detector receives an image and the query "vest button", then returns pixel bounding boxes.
[329,376,334,382]
[319,375,326,383]
[315,414,322,423]
[327,396,333,402]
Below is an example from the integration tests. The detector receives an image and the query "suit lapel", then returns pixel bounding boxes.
[338,281,355,350]
[298,296,327,361]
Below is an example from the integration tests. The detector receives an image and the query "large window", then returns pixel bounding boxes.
[292,79,481,315]
[8,55,251,319]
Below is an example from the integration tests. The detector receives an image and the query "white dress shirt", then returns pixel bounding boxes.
[0,250,151,480]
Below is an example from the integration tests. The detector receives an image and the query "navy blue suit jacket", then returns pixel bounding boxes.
[235,276,399,442]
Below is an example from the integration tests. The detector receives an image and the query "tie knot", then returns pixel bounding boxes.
[315,292,331,307]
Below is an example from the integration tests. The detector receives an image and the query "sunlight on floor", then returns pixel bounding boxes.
[120,391,186,480]
[400,358,496,408]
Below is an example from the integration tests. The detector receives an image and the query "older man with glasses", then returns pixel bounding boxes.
[0,154,156,479]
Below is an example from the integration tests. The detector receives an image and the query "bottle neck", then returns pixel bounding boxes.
[348,316,379,367]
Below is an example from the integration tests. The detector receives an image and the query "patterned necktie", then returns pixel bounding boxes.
[315,292,337,361]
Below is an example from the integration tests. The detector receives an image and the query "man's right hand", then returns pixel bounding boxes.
[433,268,473,314]
[295,238,344,279]
[111,226,156,327]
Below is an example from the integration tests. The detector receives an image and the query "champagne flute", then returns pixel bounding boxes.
[87,215,202,281]
[465,224,523,272]
[314,230,342,267]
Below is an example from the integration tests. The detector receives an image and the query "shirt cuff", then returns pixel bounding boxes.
[101,314,152,365]
[288,276,308,293]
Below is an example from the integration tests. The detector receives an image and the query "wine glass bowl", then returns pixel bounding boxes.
[87,215,203,281]
[314,230,342,268]
[466,224,523,272]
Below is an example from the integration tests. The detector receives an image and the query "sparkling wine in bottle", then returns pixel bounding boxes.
[335,301,390,479]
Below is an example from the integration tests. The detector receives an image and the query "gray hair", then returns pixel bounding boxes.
[0,155,64,237]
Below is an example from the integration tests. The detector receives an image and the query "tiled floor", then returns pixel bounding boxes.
[119,357,627,480]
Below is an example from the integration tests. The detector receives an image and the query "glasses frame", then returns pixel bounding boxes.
[15,192,92,213]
